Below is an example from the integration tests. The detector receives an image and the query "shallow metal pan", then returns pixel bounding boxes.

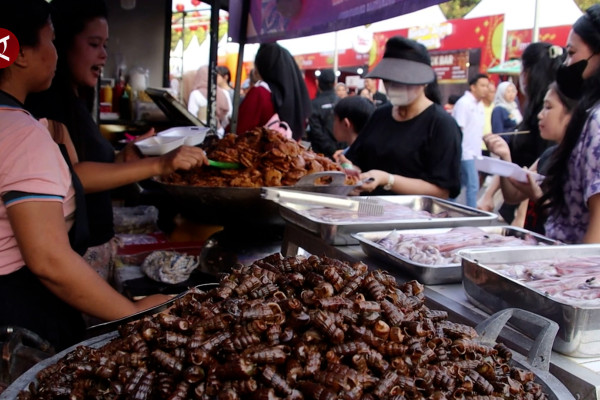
[279,195,498,245]
[152,171,360,226]
[352,226,558,285]
[460,245,600,357]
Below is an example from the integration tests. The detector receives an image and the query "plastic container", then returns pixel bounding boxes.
[474,156,544,183]
[134,136,185,156]
[157,126,208,146]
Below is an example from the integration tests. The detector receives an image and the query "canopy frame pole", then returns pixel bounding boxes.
[230,0,250,134]
[207,0,221,133]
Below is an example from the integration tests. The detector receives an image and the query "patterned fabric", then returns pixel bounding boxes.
[83,237,120,283]
[545,104,600,243]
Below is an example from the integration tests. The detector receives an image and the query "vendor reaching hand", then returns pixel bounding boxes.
[345,36,462,198]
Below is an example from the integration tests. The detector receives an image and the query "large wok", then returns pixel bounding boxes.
[150,171,359,226]
[0,305,575,400]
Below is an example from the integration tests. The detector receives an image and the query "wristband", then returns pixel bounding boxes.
[383,173,395,191]
[341,162,353,169]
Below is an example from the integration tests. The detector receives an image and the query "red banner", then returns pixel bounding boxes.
[505,25,571,60]
[293,48,370,70]
[372,14,505,76]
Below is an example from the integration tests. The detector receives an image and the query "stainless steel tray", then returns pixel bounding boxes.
[151,171,359,226]
[279,195,498,245]
[353,226,558,285]
[460,245,600,357]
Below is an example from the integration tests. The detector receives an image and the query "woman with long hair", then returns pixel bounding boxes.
[0,0,171,352]
[539,4,600,243]
[26,0,207,279]
[484,82,577,234]
[511,42,565,168]
[235,43,311,141]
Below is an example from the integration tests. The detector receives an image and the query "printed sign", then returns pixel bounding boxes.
[0,28,19,68]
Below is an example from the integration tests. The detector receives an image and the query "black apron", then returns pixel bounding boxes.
[0,92,89,351]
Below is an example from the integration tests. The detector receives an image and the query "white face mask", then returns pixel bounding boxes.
[386,83,420,106]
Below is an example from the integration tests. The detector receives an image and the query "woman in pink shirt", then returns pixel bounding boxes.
[0,0,172,351]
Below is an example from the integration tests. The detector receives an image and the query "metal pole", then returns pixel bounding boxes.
[230,0,250,134]
[532,0,541,42]
[207,0,220,132]
[333,30,339,83]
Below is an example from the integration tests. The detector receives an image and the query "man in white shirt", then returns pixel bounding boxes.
[452,73,489,208]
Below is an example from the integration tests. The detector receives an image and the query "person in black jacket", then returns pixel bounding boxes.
[307,69,345,157]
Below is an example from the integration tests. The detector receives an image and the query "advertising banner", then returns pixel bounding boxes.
[430,50,470,83]
[505,25,571,60]
[371,14,505,76]
[229,0,446,43]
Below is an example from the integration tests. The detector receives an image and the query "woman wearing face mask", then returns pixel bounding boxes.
[344,36,462,198]
[538,4,600,243]
[484,83,576,234]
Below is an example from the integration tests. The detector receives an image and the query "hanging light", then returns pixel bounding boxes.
[121,0,136,10]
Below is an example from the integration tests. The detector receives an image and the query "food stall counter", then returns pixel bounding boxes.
[280,222,600,399]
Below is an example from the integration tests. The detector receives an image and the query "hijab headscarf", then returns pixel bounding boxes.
[254,43,311,140]
[192,66,230,128]
[494,81,523,125]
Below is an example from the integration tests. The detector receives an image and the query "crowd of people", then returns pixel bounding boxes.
[1,0,600,381]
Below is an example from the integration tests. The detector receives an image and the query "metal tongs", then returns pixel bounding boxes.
[262,188,385,216]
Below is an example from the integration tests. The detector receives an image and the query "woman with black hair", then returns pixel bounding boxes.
[26,0,207,279]
[235,43,311,141]
[0,0,171,352]
[539,4,600,243]
[511,42,565,168]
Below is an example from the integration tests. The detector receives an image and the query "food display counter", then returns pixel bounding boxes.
[280,221,600,399]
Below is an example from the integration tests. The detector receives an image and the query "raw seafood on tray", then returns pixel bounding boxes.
[486,255,600,307]
[376,226,550,265]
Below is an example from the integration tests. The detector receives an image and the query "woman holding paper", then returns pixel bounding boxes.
[537,4,600,243]
[484,82,576,234]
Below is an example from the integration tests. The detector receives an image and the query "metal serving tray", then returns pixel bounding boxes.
[460,245,600,357]
[352,226,558,285]
[279,195,498,245]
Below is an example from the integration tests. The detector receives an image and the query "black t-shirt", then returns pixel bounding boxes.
[345,103,462,197]
[27,89,116,247]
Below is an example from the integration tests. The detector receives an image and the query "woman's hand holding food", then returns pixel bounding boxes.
[509,169,544,202]
[117,128,156,163]
[158,145,209,175]
[359,170,389,193]
[483,134,511,161]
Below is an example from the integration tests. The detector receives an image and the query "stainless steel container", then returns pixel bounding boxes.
[153,171,360,226]
[353,226,558,285]
[460,245,600,357]
[279,195,498,245]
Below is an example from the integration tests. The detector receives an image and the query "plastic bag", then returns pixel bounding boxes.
[113,205,159,234]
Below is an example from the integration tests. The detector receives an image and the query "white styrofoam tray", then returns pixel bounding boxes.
[474,156,544,183]
[157,126,208,146]
[135,136,185,156]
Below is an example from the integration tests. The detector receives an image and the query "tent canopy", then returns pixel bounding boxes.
[464,0,582,31]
